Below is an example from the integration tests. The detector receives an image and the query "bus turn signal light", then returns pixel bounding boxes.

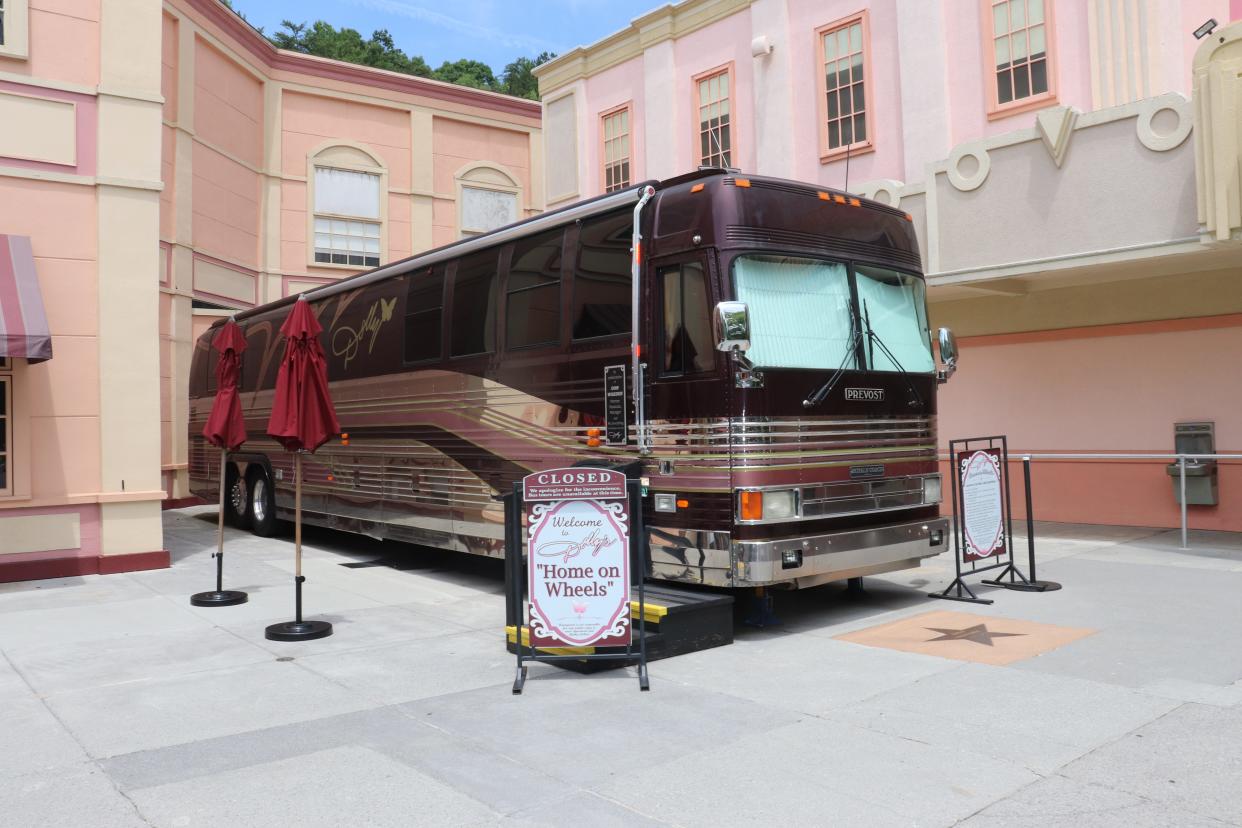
[740,490,763,521]
[676,498,689,509]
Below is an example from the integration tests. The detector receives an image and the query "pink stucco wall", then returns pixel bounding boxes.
[672,12,756,174]
[583,61,647,190]
[940,317,1242,531]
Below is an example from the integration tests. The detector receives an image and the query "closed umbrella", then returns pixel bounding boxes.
[264,297,340,641]
[192,319,249,607]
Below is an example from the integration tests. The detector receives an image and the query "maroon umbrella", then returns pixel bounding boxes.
[264,297,340,641]
[192,320,249,608]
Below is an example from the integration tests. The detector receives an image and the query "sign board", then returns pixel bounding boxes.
[523,468,631,647]
[960,448,1005,561]
[604,365,627,445]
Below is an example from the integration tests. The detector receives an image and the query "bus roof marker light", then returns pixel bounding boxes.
[848,198,862,207]
[818,192,831,201]
[690,183,705,193]
[833,195,846,204]
[735,178,751,188]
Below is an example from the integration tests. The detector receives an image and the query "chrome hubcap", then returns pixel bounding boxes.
[252,478,267,524]
[230,477,248,516]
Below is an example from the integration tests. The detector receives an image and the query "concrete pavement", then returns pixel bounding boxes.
[1,507,1240,826]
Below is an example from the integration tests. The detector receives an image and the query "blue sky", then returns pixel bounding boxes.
[230,0,661,74]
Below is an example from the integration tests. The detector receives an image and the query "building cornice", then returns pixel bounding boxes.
[176,0,541,120]
[534,0,755,95]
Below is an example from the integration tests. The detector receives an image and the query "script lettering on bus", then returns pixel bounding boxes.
[331,296,397,368]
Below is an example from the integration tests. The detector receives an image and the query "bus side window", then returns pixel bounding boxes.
[507,228,562,349]
[404,267,444,363]
[451,248,500,357]
[660,261,714,375]
[572,210,632,339]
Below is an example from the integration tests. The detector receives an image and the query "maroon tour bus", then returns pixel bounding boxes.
[188,169,959,590]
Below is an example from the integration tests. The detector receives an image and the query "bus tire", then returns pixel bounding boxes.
[224,465,252,530]
[248,468,280,537]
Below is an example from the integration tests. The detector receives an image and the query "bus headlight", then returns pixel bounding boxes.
[738,489,799,521]
[764,490,798,519]
[923,475,942,505]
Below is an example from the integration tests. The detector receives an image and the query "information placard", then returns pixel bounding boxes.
[524,467,631,647]
[604,366,627,445]
[960,448,1005,562]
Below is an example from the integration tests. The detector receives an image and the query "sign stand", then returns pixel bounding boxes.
[506,471,649,694]
[930,435,1031,605]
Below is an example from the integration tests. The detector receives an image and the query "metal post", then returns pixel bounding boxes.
[216,448,226,592]
[1179,455,1188,550]
[1024,456,1036,583]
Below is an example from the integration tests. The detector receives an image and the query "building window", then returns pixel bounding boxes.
[987,0,1054,115]
[0,0,28,59]
[0,363,11,496]
[313,167,381,268]
[817,14,872,160]
[695,68,732,168]
[601,105,631,193]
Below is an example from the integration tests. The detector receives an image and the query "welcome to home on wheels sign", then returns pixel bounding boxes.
[523,468,631,648]
[960,448,1006,562]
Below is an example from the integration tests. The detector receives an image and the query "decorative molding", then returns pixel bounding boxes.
[177,0,540,119]
[1035,105,1078,167]
[1135,93,1191,152]
[534,0,756,95]
[854,179,905,209]
[945,144,991,192]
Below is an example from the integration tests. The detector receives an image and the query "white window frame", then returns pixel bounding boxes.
[455,162,522,239]
[306,144,388,272]
[0,0,30,60]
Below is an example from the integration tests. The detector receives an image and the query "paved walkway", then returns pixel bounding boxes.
[2,508,1240,826]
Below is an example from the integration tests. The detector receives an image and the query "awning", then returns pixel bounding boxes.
[0,235,52,363]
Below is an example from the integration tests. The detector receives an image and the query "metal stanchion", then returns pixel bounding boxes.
[1179,455,1188,550]
[1003,456,1061,592]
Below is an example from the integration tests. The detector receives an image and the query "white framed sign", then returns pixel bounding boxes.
[524,468,631,647]
[960,448,1005,561]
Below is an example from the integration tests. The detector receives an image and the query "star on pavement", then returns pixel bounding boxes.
[924,624,1025,647]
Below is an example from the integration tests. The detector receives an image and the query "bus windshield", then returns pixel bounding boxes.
[732,254,933,373]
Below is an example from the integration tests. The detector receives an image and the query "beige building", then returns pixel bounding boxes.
[0,0,542,581]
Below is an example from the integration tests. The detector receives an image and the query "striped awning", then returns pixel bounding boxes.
[0,235,52,363]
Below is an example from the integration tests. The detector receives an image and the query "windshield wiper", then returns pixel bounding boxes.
[861,299,924,410]
[802,300,862,409]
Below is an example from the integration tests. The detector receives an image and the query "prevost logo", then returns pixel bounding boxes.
[844,388,885,401]
[850,465,886,479]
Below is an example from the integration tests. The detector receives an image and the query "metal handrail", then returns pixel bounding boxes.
[936,451,1239,551]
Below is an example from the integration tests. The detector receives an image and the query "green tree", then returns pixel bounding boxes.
[500,51,557,100]
[433,59,500,92]
[270,21,431,77]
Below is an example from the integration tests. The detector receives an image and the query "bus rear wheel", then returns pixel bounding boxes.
[248,469,280,537]
[224,466,251,530]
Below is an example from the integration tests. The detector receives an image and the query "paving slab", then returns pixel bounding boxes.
[0,762,149,828]
[0,696,92,780]
[593,716,1038,827]
[127,745,498,828]
[43,658,374,758]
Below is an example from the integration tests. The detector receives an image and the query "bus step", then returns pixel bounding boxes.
[504,584,734,670]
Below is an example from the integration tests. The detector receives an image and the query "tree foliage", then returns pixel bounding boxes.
[267,20,555,100]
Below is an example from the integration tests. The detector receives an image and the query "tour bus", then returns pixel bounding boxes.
[188,169,958,590]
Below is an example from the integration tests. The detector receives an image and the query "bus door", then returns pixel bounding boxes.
[645,252,725,459]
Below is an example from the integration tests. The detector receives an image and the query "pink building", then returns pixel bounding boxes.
[0,0,542,581]
[534,0,1242,532]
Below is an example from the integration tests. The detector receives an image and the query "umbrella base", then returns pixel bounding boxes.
[265,620,333,641]
[190,590,249,607]
[1003,580,1063,592]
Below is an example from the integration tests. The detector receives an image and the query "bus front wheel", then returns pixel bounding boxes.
[224,466,252,530]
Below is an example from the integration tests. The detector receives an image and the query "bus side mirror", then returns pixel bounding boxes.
[714,302,751,353]
[937,327,958,384]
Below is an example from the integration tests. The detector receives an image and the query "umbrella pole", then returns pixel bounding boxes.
[190,448,248,607]
[295,452,303,624]
[216,447,226,592]
[266,450,330,640]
